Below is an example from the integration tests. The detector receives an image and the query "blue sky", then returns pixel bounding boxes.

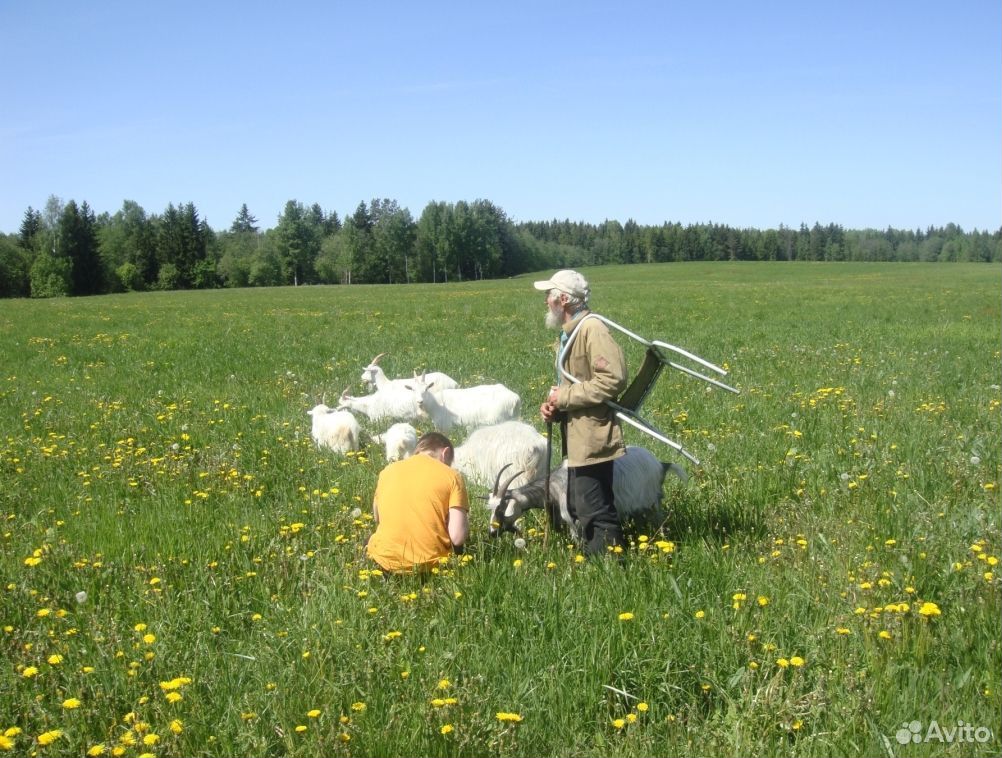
[2,1,999,234]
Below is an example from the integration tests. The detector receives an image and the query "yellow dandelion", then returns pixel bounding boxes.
[611,718,626,729]
[695,610,705,619]
[307,709,321,718]
[169,720,183,735]
[637,702,649,712]
[878,630,892,640]
[142,633,156,645]
[618,612,634,621]
[437,678,451,690]
[62,697,82,709]
[142,734,159,747]
[918,601,941,616]
[776,658,790,668]
[790,656,805,667]
[165,692,182,704]
[351,701,366,712]
[294,725,307,734]
[37,730,63,746]
[757,595,769,607]
[338,732,351,743]
[496,712,523,723]
[86,744,106,756]
[0,736,14,752]
[836,627,851,635]
[47,654,63,665]
[22,666,38,678]
[440,724,454,735]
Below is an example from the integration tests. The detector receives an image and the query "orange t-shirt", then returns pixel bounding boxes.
[366,454,469,572]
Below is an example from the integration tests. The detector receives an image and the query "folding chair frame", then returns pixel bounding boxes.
[557,314,739,466]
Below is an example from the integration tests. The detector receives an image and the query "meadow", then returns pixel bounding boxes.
[0,262,999,758]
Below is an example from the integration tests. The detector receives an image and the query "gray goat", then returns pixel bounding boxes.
[486,446,687,539]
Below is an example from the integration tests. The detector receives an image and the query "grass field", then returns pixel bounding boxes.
[1,262,999,757]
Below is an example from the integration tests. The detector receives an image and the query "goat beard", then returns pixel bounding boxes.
[544,302,564,331]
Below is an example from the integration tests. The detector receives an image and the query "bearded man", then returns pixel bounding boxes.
[534,270,628,556]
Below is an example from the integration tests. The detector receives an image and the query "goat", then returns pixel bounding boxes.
[486,446,687,539]
[452,421,547,489]
[404,373,521,433]
[336,384,424,424]
[372,422,418,462]
[307,404,361,454]
[360,353,459,393]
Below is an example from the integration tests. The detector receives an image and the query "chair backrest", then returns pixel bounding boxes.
[616,345,667,412]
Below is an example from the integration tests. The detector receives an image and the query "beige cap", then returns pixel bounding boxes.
[533,269,590,300]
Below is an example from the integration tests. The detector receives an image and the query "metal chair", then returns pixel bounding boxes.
[557,314,739,466]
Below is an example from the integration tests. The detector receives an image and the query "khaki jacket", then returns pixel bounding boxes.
[554,313,628,466]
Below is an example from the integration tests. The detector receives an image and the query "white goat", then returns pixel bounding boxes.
[486,446,688,539]
[307,404,361,454]
[372,422,418,462]
[360,353,458,393]
[452,421,548,489]
[336,384,424,424]
[405,374,521,433]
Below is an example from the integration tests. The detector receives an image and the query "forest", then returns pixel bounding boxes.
[1,195,998,298]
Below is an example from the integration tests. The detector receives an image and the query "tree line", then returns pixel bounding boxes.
[1,195,998,298]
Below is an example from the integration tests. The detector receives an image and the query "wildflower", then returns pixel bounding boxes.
[574,555,586,564]
[757,595,769,607]
[878,630,892,640]
[512,559,523,568]
[918,602,941,617]
[351,701,366,712]
[626,713,638,723]
[37,730,62,746]
[169,720,183,735]
[307,709,321,718]
[62,697,82,709]
[637,702,649,712]
[294,725,307,733]
[790,656,805,667]
[440,724,454,735]
[22,666,38,678]
[496,712,523,723]
[611,718,626,729]
[76,591,88,604]
[0,736,13,752]
[36,608,51,618]
[618,612,634,621]
[777,658,790,668]
[165,692,182,703]
[338,733,351,743]
[142,734,159,747]
[836,627,851,635]
[694,610,705,619]
[47,654,63,665]
[142,633,156,645]
[437,678,451,690]
[86,744,106,756]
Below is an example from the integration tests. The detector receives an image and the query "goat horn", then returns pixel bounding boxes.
[491,463,513,495]
[498,468,525,502]
[321,392,327,405]
[371,353,386,365]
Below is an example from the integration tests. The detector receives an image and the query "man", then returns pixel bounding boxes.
[535,269,628,556]
[366,432,469,572]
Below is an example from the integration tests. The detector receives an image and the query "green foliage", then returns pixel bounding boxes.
[28,251,71,297]
[0,263,998,756]
[4,196,1000,301]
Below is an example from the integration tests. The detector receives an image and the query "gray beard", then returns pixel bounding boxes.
[545,308,563,330]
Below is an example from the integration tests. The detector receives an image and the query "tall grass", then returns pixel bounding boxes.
[1,263,998,757]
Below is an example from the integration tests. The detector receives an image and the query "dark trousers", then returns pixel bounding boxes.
[568,460,624,556]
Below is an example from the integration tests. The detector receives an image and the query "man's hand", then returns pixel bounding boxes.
[540,386,560,422]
